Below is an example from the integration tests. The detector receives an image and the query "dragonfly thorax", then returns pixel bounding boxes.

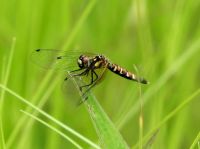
[77,54,107,69]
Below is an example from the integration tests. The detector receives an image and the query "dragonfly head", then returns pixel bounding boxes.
[77,55,89,68]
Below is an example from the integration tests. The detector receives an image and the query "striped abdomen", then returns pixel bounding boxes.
[107,63,148,84]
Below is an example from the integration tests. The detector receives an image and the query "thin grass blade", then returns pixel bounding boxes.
[190,131,200,149]
[133,87,200,148]
[0,84,100,149]
[20,110,83,149]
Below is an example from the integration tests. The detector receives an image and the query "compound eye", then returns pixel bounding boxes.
[78,59,82,64]
[77,58,83,68]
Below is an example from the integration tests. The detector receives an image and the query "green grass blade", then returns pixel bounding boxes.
[190,131,200,149]
[133,65,143,149]
[20,110,83,149]
[117,38,200,130]
[0,120,5,149]
[0,57,6,149]
[6,71,57,148]
[85,93,129,149]
[134,87,200,148]
[0,84,100,149]
[0,37,16,149]
[66,72,128,148]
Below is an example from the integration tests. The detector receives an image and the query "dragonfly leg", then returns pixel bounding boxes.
[79,69,99,98]
[72,69,89,77]
[79,70,99,101]
[70,68,83,73]
[92,70,98,82]
[79,70,95,91]
[81,67,107,99]
[64,68,87,80]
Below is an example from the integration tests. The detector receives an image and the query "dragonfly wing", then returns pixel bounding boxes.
[31,49,85,70]
[62,72,86,106]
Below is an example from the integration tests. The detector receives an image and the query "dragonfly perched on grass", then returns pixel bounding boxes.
[31,49,148,101]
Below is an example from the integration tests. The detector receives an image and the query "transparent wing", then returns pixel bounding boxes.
[62,72,85,106]
[31,49,96,71]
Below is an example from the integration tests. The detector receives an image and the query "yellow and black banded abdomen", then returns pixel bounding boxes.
[107,63,148,84]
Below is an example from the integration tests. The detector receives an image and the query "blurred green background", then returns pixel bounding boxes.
[0,0,200,148]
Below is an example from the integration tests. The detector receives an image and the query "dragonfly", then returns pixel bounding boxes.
[31,49,148,101]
